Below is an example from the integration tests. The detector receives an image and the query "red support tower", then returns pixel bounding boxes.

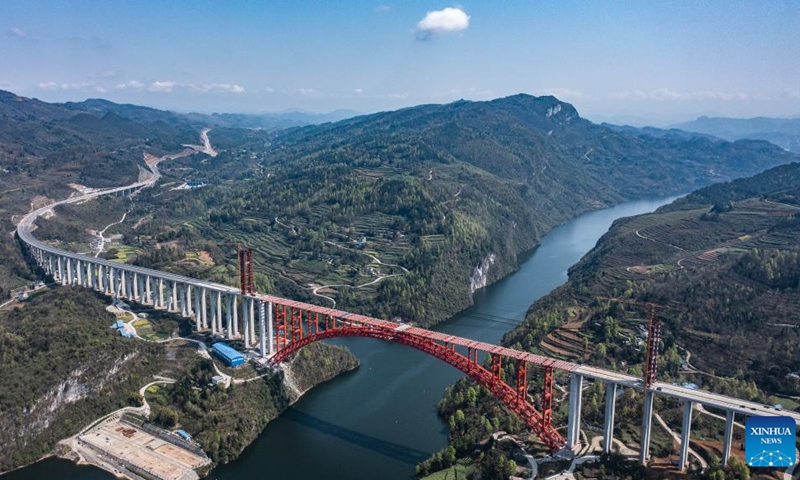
[275,304,288,351]
[492,354,502,380]
[237,244,255,295]
[516,359,528,404]
[597,297,669,389]
[541,366,554,432]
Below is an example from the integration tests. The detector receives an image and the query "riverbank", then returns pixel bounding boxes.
[202,196,680,480]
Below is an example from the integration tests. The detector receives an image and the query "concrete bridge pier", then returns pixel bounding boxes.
[201,288,208,330]
[258,301,267,358]
[186,285,193,317]
[158,279,165,309]
[171,281,179,312]
[132,273,139,302]
[722,410,735,466]
[193,286,202,331]
[145,276,152,305]
[267,302,275,355]
[86,261,94,288]
[242,298,250,347]
[266,301,274,355]
[66,257,73,285]
[120,270,127,298]
[164,281,173,311]
[603,382,617,453]
[215,291,223,334]
[209,291,217,335]
[566,373,584,450]
[249,297,256,346]
[678,400,694,471]
[179,284,187,316]
[108,267,116,295]
[639,389,655,464]
[101,265,108,293]
[232,296,239,337]
[95,264,103,291]
[56,256,63,283]
[225,294,233,336]
[126,271,134,301]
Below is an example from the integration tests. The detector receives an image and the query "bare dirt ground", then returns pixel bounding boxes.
[73,415,208,480]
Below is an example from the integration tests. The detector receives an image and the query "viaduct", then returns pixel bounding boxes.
[15,162,800,471]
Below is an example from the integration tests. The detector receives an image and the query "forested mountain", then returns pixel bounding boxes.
[33,93,798,330]
[676,115,800,153]
[505,160,800,389]
[431,161,800,480]
[0,90,203,298]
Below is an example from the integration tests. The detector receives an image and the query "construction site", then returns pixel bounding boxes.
[69,413,210,480]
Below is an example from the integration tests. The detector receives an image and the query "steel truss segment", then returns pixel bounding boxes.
[262,294,578,372]
[542,366,554,431]
[269,324,566,453]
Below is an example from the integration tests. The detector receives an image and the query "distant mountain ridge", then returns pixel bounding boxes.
[676,115,800,152]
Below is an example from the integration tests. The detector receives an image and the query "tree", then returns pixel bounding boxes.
[728,456,750,480]
[156,407,180,428]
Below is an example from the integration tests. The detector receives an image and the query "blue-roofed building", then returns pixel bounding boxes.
[119,330,134,338]
[175,429,192,441]
[212,342,246,367]
[110,319,125,330]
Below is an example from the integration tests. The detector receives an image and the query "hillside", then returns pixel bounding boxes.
[490,162,800,400]
[430,161,800,479]
[505,160,800,390]
[37,94,797,329]
[676,115,800,153]
[0,90,207,299]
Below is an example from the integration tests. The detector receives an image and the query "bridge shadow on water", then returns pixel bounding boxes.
[282,408,430,465]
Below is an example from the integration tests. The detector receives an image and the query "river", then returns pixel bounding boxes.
[4,195,679,480]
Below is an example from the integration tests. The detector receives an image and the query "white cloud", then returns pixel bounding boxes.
[375,5,391,13]
[37,82,93,91]
[354,88,363,94]
[189,83,245,93]
[10,27,26,38]
[415,7,469,40]
[148,81,177,93]
[115,80,145,90]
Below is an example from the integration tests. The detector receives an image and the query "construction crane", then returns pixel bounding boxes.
[596,297,671,389]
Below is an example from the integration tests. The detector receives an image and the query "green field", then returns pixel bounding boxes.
[133,318,167,341]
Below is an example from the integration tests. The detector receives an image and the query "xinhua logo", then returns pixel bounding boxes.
[745,416,796,468]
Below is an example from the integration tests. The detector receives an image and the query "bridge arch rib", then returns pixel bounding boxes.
[269,321,566,452]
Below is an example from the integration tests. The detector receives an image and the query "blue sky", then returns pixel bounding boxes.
[2,1,799,124]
